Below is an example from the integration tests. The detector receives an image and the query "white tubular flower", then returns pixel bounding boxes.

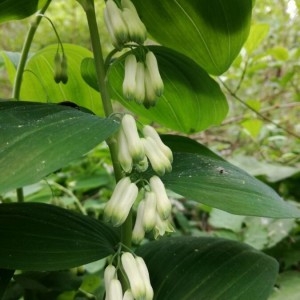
[149,175,172,220]
[142,191,157,232]
[144,67,157,108]
[123,290,134,300]
[117,128,133,173]
[132,200,146,244]
[122,8,147,44]
[110,182,138,227]
[134,155,149,173]
[121,252,146,299]
[123,54,137,100]
[103,8,120,49]
[141,137,172,176]
[121,114,145,162]
[135,256,154,300]
[134,62,146,104]
[121,0,138,14]
[145,51,164,97]
[104,177,131,222]
[108,278,123,300]
[104,265,116,300]
[154,214,175,238]
[142,125,173,162]
[105,0,128,45]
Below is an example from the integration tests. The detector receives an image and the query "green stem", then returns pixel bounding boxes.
[12,0,52,99]
[81,0,132,248]
[12,0,52,203]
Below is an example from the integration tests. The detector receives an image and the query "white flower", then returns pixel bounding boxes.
[110,181,138,227]
[149,175,172,220]
[142,125,173,162]
[107,278,123,300]
[121,114,145,162]
[104,265,116,300]
[117,127,133,173]
[121,252,146,299]
[134,155,149,173]
[144,67,157,108]
[142,191,157,232]
[145,51,164,97]
[134,62,146,103]
[104,177,132,222]
[154,214,175,238]
[123,54,137,100]
[132,200,146,244]
[135,256,154,300]
[123,290,134,300]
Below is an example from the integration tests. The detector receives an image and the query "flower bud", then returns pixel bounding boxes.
[144,67,157,108]
[104,177,131,222]
[122,8,147,44]
[123,54,137,100]
[105,0,128,45]
[117,128,133,173]
[134,62,145,103]
[54,52,62,83]
[108,279,123,300]
[142,125,173,162]
[142,191,157,232]
[145,51,164,96]
[121,0,138,14]
[104,7,121,49]
[60,54,68,84]
[135,256,154,300]
[141,137,172,176]
[154,214,175,238]
[132,200,145,244]
[134,155,149,173]
[149,175,172,220]
[121,114,145,162]
[123,290,134,300]
[104,265,116,300]
[110,182,138,227]
[121,252,146,299]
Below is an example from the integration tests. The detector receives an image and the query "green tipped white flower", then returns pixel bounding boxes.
[149,175,172,220]
[121,252,146,299]
[144,67,157,108]
[103,8,120,49]
[104,177,131,222]
[107,278,123,300]
[135,256,154,300]
[154,214,175,238]
[141,137,172,176]
[132,200,145,244]
[121,114,145,162]
[134,62,145,103]
[142,125,173,162]
[123,54,137,100]
[104,265,116,300]
[110,182,138,227]
[123,290,134,300]
[142,191,157,232]
[117,127,133,173]
[145,51,164,96]
[104,0,128,45]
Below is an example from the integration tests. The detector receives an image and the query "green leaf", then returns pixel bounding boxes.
[0,203,119,271]
[160,135,300,218]
[0,101,119,194]
[0,0,46,23]
[3,44,103,115]
[132,0,252,75]
[0,269,14,299]
[84,46,228,133]
[136,236,278,300]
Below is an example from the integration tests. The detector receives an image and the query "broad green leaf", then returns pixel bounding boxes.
[0,0,47,23]
[159,135,300,218]
[132,0,252,75]
[0,269,14,299]
[0,101,119,194]
[136,236,278,300]
[84,46,228,133]
[268,46,290,61]
[244,23,270,55]
[0,202,119,271]
[241,119,263,138]
[3,44,103,115]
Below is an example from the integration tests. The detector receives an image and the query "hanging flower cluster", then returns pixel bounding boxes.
[104,0,164,107]
[104,252,153,300]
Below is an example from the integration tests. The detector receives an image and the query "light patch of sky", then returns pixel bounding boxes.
[286,0,298,20]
